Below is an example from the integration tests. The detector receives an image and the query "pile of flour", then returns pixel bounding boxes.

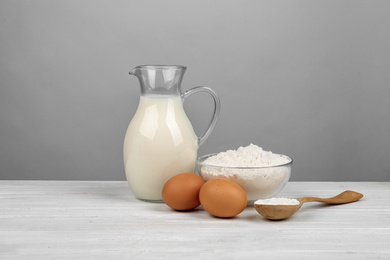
[200,144,291,201]
[254,197,300,205]
[203,143,289,167]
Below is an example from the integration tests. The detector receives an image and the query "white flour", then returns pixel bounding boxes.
[203,144,289,167]
[200,144,292,201]
[254,197,300,205]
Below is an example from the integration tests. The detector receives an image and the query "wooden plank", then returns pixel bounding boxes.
[0,181,389,259]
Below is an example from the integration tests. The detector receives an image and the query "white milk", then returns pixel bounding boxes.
[123,96,198,201]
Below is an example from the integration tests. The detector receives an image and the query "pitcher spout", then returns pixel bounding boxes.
[129,66,141,76]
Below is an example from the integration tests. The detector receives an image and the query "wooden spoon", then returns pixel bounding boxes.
[254,190,363,220]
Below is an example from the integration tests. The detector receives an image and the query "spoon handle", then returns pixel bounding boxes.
[298,190,363,204]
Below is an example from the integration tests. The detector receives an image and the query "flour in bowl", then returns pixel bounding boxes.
[199,144,292,201]
[203,143,289,167]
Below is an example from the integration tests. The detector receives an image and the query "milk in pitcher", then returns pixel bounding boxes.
[123,95,198,201]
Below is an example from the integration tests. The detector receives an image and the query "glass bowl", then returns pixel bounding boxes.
[197,153,293,205]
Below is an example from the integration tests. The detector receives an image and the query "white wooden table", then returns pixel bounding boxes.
[0,181,389,259]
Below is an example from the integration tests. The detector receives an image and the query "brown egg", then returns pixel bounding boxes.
[199,178,247,218]
[162,173,205,211]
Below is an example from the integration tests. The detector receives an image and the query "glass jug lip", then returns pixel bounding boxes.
[134,65,187,71]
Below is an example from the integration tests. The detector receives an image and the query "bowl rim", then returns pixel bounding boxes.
[197,153,293,169]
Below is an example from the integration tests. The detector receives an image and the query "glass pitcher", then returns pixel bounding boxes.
[124,65,220,202]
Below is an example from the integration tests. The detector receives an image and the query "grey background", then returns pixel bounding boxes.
[1,0,389,181]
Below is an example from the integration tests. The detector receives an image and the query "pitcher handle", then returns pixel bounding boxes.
[181,86,221,146]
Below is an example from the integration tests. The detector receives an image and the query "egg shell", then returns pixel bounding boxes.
[199,178,247,218]
[162,173,205,211]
